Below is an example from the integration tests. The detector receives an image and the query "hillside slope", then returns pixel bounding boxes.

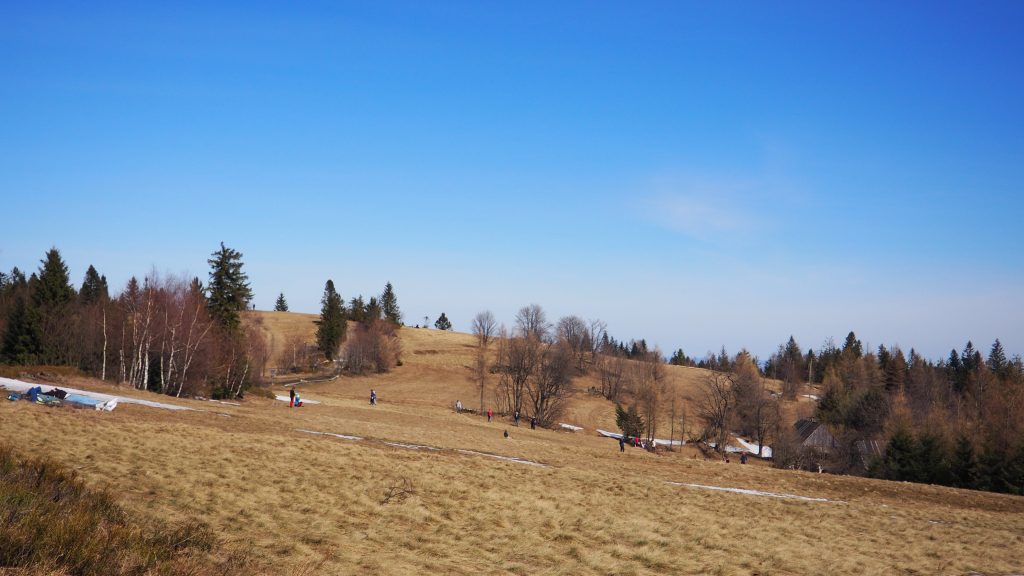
[246,310,815,437]
[4,312,1017,574]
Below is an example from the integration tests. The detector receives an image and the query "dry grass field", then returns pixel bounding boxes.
[2,313,1021,575]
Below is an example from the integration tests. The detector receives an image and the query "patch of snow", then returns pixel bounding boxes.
[652,438,684,447]
[801,394,821,401]
[0,377,195,411]
[296,429,362,441]
[597,429,623,440]
[733,437,773,459]
[456,449,547,467]
[706,442,746,454]
[559,423,583,432]
[211,400,241,406]
[667,482,842,503]
[383,441,439,451]
[275,395,322,405]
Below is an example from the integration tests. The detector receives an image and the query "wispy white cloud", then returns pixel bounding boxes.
[640,173,770,242]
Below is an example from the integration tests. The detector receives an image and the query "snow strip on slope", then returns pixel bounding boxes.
[597,429,682,446]
[456,449,547,467]
[667,482,842,503]
[0,377,195,411]
[296,429,362,441]
[383,441,440,451]
[559,423,583,432]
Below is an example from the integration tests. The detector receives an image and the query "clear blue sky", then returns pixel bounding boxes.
[2,1,1022,361]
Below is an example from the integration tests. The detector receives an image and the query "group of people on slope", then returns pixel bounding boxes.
[288,387,379,407]
[455,403,538,430]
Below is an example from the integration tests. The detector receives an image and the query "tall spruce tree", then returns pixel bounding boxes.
[842,331,863,359]
[315,280,346,361]
[33,248,75,364]
[34,248,75,309]
[988,339,1008,376]
[79,265,108,305]
[434,312,452,331]
[274,293,289,312]
[206,242,253,331]
[380,282,402,326]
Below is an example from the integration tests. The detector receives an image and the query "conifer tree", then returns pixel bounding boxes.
[315,280,346,360]
[876,428,918,481]
[34,248,75,309]
[33,248,75,364]
[206,242,253,331]
[434,312,452,331]
[365,296,382,322]
[1,295,40,364]
[961,341,978,372]
[884,347,908,392]
[988,339,1007,376]
[380,282,402,326]
[842,331,863,359]
[615,403,645,439]
[79,265,108,305]
[348,296,366,323]
[274,293,289,312]
[951,433,977,489]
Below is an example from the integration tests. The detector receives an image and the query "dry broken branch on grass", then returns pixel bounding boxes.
[379,476,416,506]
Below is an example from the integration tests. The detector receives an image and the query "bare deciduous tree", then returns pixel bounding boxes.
[471,310,497,349]
[698,371,735,452]
[471,310,498,414]
[526,342,573,426]
[556,315,589,372]
[597,352,627,401]
[587,318,607,364]
[514,304,549,341]
[496,334,538,417]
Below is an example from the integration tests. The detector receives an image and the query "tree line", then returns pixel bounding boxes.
[0,244,263,399]
[696,331,1023,495]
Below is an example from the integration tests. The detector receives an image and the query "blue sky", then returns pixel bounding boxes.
[2,1,1022,360]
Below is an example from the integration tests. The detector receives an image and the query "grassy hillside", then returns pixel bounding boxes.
[0,313,1019,574]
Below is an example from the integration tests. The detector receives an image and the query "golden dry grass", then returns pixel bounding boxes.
[2,318,1021,575]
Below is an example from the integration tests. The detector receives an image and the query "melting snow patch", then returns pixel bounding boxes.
[296,429,362,441]
[384,441,440,451]
[559,423,583,432]
[456,449,546,467]
[733,437,773,459]
[667,482,842,503]
[0,377,196,411]
[802,394,821,401]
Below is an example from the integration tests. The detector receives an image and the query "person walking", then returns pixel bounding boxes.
[289,388,295,407]
[370,389,377,406]
[455,400,462,413]
[487,408,492,422]
[530,416,537,430]
[619,437,625,452]
[514,411,520,426]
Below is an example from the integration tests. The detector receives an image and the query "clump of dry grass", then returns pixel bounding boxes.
[0,442,253,575]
